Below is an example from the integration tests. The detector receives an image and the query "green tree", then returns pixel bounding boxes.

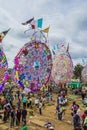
[73,64,83,81]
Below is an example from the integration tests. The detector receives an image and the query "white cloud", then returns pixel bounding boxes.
[0,8,29,68]
[0,0,87,68]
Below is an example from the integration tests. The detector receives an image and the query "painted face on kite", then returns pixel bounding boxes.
[81,66,87,81]
[14,41,52,92]
[0,47,8,91]
[52,54,73,84]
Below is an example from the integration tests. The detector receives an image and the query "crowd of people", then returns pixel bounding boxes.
[0,85,87,130]
[0,86,55,129]
[70,101,87,130]
[0,88,28,129]
[55,85,87,130]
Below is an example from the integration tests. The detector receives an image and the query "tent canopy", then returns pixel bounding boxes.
[69,81,82,89]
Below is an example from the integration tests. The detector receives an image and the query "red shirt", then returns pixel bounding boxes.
[82,113,86,120]
[62,93,66,98]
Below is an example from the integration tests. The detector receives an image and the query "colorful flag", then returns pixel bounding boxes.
[31,24,35,29]
[31,18,43,29]
[22,17,34,25]
[0,28,10,43]
[53,45,57,50]
[42,26,50,33]
[30,19,36,29]
[37,18,43,28]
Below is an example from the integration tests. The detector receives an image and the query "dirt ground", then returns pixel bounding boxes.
[0,90,85,130]
[28,94,73,130]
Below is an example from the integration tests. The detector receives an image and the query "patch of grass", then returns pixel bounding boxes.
[68,95,78,100]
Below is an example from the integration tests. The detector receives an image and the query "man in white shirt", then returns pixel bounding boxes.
[39,102,42,115]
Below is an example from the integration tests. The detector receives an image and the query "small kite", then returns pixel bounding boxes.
[0,28,10,43]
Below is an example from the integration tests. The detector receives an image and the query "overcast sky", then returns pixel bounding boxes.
[0,0,87,68]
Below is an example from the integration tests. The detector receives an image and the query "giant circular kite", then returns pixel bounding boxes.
[0,47,8,91]
[52,53,73,84]
[81,66,87,82]
[14,40,52,92]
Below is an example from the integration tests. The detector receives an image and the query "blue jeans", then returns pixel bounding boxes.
[58,112,62,120]
[10,117,15,126]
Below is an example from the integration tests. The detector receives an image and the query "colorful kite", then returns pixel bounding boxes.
[12,18,52,92]
[13,40,52,92]
[0,47,8,91]
[0,29,10,91]
[52,53,73,84]
[0,28,10,43]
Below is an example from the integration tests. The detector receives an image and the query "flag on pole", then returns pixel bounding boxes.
[37,18,43,28]
[30,19,36,29]
[0,28,10,43]
[22,17,34,25]
[42,26,50,33]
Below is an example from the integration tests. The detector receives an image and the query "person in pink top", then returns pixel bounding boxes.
[81,110,87,127]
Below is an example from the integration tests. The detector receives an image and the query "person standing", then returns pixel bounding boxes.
[57,105,65,120]
[3,107,8,123]
[23,96,27,108]
[76,105,81,118]
[73,110,81,130]
[17,98,21,109]
[27,97,30,108]
[83,110,87,130]
[10,108,15,127]
[16,108,21,126]
[81,111,86,128]
[22,107,27,122]
[39,101,42,115]
[81,91,86,103]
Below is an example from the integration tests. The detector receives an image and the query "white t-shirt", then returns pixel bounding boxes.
[35,99,39,105]
[39,102,42,109]
[77,108,81,117]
